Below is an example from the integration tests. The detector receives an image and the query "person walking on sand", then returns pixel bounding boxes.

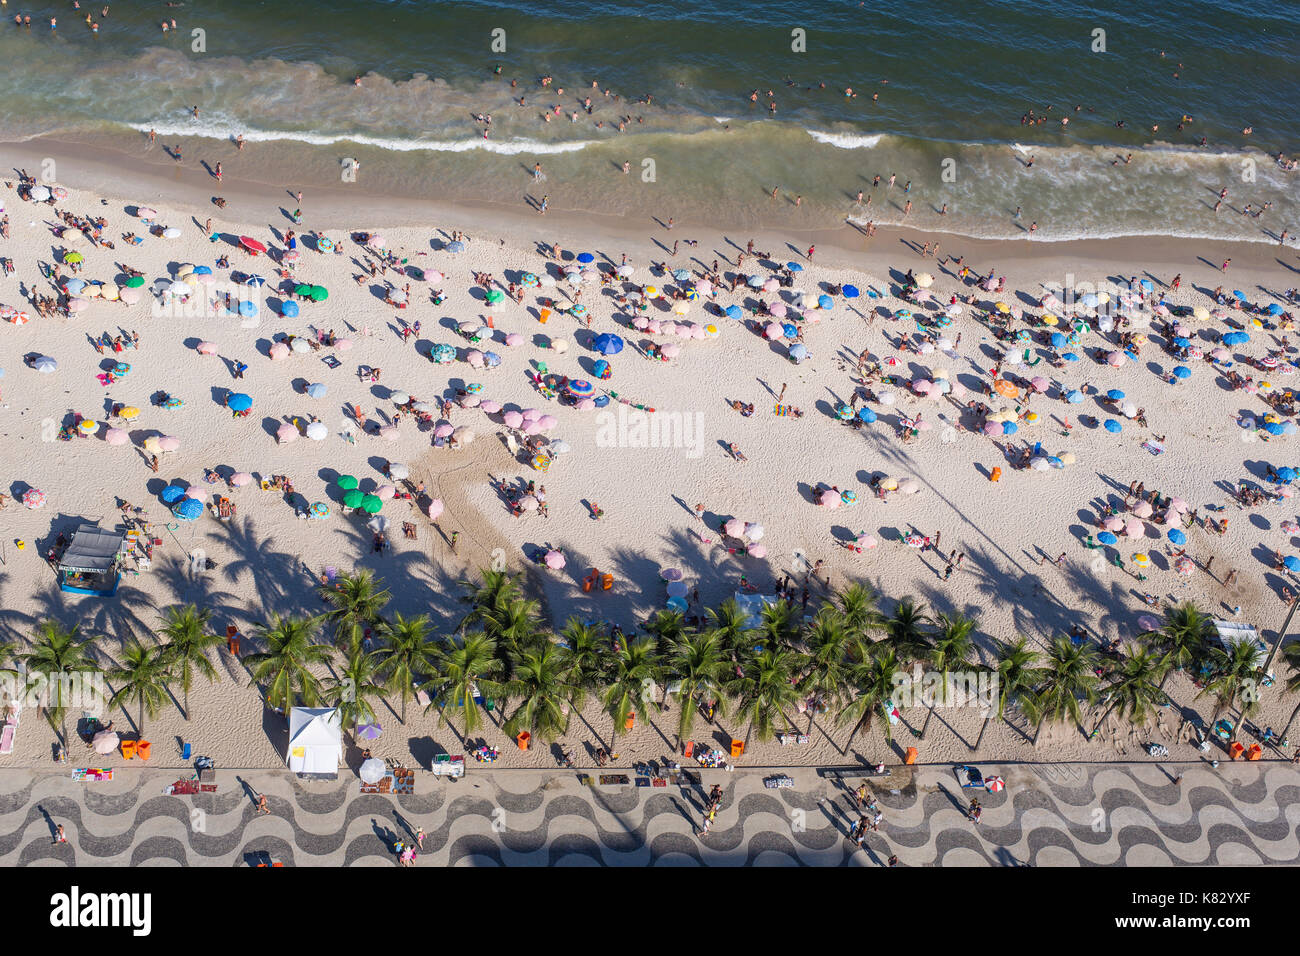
[1222,258,1231,272]
[539,195,548,215]
[806,245,814,261]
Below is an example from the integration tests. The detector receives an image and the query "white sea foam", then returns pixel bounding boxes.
[805,129,884,149]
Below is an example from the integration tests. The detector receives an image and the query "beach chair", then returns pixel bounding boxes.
[0,723,14,755]
[181,742,191,761]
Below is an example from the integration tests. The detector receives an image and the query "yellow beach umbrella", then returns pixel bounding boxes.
[1058,451,1077,465]
[1041,313,1059,326]
[995,302,1010,313]
[142,436,161,454]
[81,283,101,298]
[117,406,140,420]
[1133,553,1150,568]
[880,476,899,491]
[77,419,100,435]
[1192,306,1210,321]
[101,284,120,301]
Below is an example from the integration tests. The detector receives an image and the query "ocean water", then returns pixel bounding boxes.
[1,0,1297,240]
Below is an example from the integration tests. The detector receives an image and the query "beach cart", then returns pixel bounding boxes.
[430,754,465,780]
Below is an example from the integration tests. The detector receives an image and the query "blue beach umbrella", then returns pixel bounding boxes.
[1139,279,1154,291]
[244,274,266,287]
[857,407,876,423]
[576,252,594,264]
[781,322,798,339]
[1002,421,1019,435]
[447,240,465,253]
[1066,389,1083,404]
[238,299,258,318]
[1264,421,1285,436]
[566,379,596,399]
[1107,389,1125,401]
[672,269,690,282]
[1104,419,1122,433]
[173,498,204,521]
[817,294,833,310]
[1233,289,1246,301]
[1063,352,1080,362]
[1277,466,1296,483]
[842,285,860,298]
[160,485,187,504]
[1287,556,1300,573]
[1080,293,1099,308]
[1168,528,1186,545]
[1172,365,1191,379]
[786,262,803,272]
[306,383,327,399]
[592,333,624,355]
[1173,337,1191,348]
[1268,303,1284,316]
[1050,332,1067,348]
[725,304,743,320]
[227,392,252,412]
[281,300,300,318]
[1222,331,1249,346]
[666,596,688,612]
[1098,531,1118,545]
[789,343,809,363]
[483,351,501,368]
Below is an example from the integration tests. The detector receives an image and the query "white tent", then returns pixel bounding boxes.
[286,707,343,775]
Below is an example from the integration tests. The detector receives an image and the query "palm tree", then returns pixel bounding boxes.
[376,612,439,724]
[833,581,885,648]
[502,640,575,743]
[756,600,800,650]
[1090,647,1170,736]
[479,595,544,665]
[837,646,902,746]
[557,618,606,712]
[1031,637,1100,743]
[157,604,223,720]
[21,620,100,748]
[918,611,978,739]
[880,597,932,661]
[644,608,687,658]
[665,631,730,740]
[458,568,526,631]
[705,597,754,655]
[427,631,501,738]
[600,637,659,749]
[726,645,803,746]
[1199,639,1262,742]
[1147,602,1212,688]
[0,639,19,685]
[244,614,333,713]
[319,569,390,652]
[798,608,856,744]
[323,642,384,741]
[975,637,1044,750]
[108,640,172,736]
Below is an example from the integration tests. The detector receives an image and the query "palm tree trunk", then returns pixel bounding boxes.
[1282,698,1300,740]
[1032,715,1045,746]
[139,698,145,737]
[973,714,991,752]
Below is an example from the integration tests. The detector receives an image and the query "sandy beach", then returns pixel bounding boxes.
[0,134,1297,777]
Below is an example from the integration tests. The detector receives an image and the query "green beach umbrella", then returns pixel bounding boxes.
[308,285,329,302]
[294,283,313,296]
[485,288,505,304]
[360,493,383,513]
[336,474,359,491]
[124,275,145,288]
[342,489,365,508]
[64,252,84,264]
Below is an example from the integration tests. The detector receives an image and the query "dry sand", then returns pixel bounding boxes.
[0,139,1297,773]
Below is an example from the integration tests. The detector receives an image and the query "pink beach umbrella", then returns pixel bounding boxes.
[229,472,253,487]
[524,421,545,435]
[462,396,481,408]
[747,543,768,558]
[674,323,693,338]
[1168,497,1189,513]
[104,428,128,446]
[646,320,662,334]
[276,422,299,443]
[1102,515,1125,532]
[465,349,485,368]
[544,550,566,569]
[764,322,783,340]
[119,286,142,304]
[690,324,707,340]
[269,342,290,361]
[818,490,841,508]
[158,435,181,452]
[912,379,932,395]
[379,425,400,442]
[770,302,787,319]
[503,410,523,428]
[763,278,779,293]
[983,421,1003,436]
[196,341,218,355]
[427,498,444,520]
[856,533,878,550]
[537,415,558,430]
[1030,376,1049,392]
[504,332,523,347]
[1124,519,1145,539]
[434,423,454,438]
[519,496,539,512]
[633,316,649,330]
[521,408,541,422]
[375,484,396,500]
[479,400,502,414]
[1106,351,1125,367]
[334,338,353,352]
[576,398,596,410]
[1209,348,1229,362]
[723,518,746,537]
[660,343,681,358]
[1131,500,1153,518]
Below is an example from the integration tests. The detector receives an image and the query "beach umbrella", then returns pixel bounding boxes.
[1172,365,1191,380]
[227,392,252,412]
[239,236,268,255]
[465,349,485,368]
[818,294,834,310]
[1119,401,1137,419]
[452,426,475,445]
[305,382,327,399]
[1106,351,1125,367]
[359,754,387,784]
[1222,331,1249,346]
[289,337,311,354]
[92,729,121,755]
[1286,556,1300,573]
[1098,531,1118,545]
[276,422,299,443]
[172,498,203,521]
[103,426,130,446]
[430,343,456,364]
[76,419,100,436]
[375,484,396,501]
[160,485,187,504]
[789,343,809,363]
[1064,389,1083,404]
[721,517,747,538]
[267,341,290,362]
[1131,500,1153,519]
[307,502,329,520]
[280,300,300,318]
[566,379,596,400]
[230,472,253,487]
[1104,419,1122,434]
[660,343,680,358]
[1102,515,1125,533]
[1168,528,1186,545]
[592,333,624,356]
[161,226,182,239]
[342,489,366,509]
[305,421,328,440]
[1174,556,1195,576]
[1125,519,1144,539]
[1030,376,1049,393]
[544,550,566,570]
[378,425,400,442]
[1106,389,1125,401]
[337,475,360,491]
[1133,553,1150,568]
[818,490,842,508]
[157,436,180,452]
[360,494,383,514]
[725,304,743,320]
